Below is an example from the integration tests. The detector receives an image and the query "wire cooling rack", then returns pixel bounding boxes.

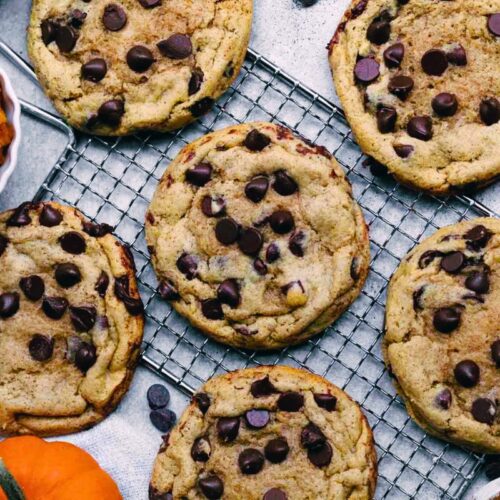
[2,39,498,499]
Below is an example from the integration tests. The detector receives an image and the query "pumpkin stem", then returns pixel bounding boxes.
[0,459,25,500]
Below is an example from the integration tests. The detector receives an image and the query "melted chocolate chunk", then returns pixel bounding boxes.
[217,417,240,442]
[59,231,86,254]
[19,275,45,300]
[314,393,337,411]
[82,58,108,82]
[198,474,223,499]
[266,243,280,263]
[263,489,287,500]
[138,0,161,7]
[114,275,144,315]
[307,441,333,468]
[95,271,110,297]
[277,392,304,411]
[193,392,210,414]
[42,297,68,319]
[269,210,294,234]
[251,375,277,397]
[264,437,289,463]
[70,306,97,332]
[82,220,113,237]
[244,130,271,151]
[432,93,458,117]
[465,225,491,250]
[435,389,452,410]
[98,99,125,127]
[190,97,214,117]
[388,75,414,100]
[301,422,326,449]
[253,258,267,275]
[191,437,211,462]
[245,409,270,429]
[217,279,240,308]
[465,271,489,294]
[215,218,240,246]
[238,227,263,256]
[393,144,414,158]
[55,25,78,53]
[29,334,54,362]
[433,307,461,333]
[238,448,265,474]
[188,69,204,95]
[480,97,500,126]
[446,44,467,66]
[39,205,63,227]
[41,19,57,45]
[75,342,97,372]
[366,18,391,45]
[157,34,192,59]
[407,116,433,141]
[289,230,306,257]
[176,253,198,279]
[454,359,480,387]
[487,13,500,37]
[440,251,465,274]
[201,298,224,320]
[158,280,180,301]
[201,195,226,217]
[421,49,448,76]
[377,106,397,133]
[412,286,425,311]
[55,263,81,288]
[354,57,380,84]
[419,250,444,268]
[186,163,212,186]
[471,398,496,425]
[127,45,155,73]
[272,170,298,196]
[383,42,404,68]
[102,4,127,31]
[0,292,20,318]
[245,176,269,202]
[7,202,32,227]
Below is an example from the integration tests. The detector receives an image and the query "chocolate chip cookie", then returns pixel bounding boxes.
[329,0,500,194]
[0,202,144,436]
[145,122,370,350]
[149,366,377,499]
[27,0,252,136]
[385,218,500,453]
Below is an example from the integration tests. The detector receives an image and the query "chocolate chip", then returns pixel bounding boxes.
[446,44,467,66]
[0,235,7,256]
[238,227,263,256]
[188,69,204,95]
[39,205,63,227]
[383,42,404,68]
[186,163,213,187]
[454,359,480,387]
[150,408,176,432]
[487,13,500,36]
[59,231,86,255]
[7,202,32,227]
[191,437,211,462]
[245,176,269,202]
[253,258,267,275]
[42,297,68,319]
[393,144,414,158]
[377,106,397,133]
[407,116,433,141]
[81,58,108,82]
[147,384,170,409]
[465,271,489,294]
[264,437,289,464]
[244,130,271,151]
[491,340,500,367]
[366,19,391,44]
[190,97,214,117]
[239,448,264,474]
[29,334,54,362]
[55,25,77,53]
[217,417,240,442]
[54,263,81,289]
[176,253,198,279]
[82,221,113,237]
[198,474,223,499]
[278,392,304,411]
[245,409,270,429]
[388,75,414,100]
[288,230,306,257]
[217,279,240,308]
[201,195,225,217]
[103,4,127,31]
[138,0,161,7]
[266,243,280,263]
[41,19,57,45]
[215,218,239,245]
[440,251,465,273]
[114,275,144,315]
[193,393,210,414]
[433,307,461,333]
[69,306,96,332]
[127,45,155,72]
[157,34,192,59]
[314,393,337,411]
[480,97,500,125]
[95,271,109,297]
[0,292,19,318]
[75,342,97,372]
[435,389,452,410]
[19,275,45,300]
[465,225,491,250]
[354,58,380,84]
[201,298,223,320]
[273,170,298,196]
[432,93,458,117]
[471,398,496,424]
[307,441,333,467]
[270,210,294,234]
[158,280,179,301]
[301,423,326,449]
[98,99,125,127]
[419,250,444,268]
[421,49,448,76]
[263,489,287,500]
[412,286,425,311]
[251,376,277,398]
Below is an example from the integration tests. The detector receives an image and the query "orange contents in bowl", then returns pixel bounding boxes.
[0,88,13,166]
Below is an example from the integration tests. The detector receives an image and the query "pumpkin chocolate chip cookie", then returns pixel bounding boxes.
[145,122,370,350]
[329,0,500,194]
[0,202,144,436]
[385,218,500,453]
[27,0,253,135]
[149,366,377,500]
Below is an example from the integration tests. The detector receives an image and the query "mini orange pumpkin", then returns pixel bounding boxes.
[0,436,122,500]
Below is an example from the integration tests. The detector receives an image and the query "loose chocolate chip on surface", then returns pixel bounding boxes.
[465,271,489,294]
[150,408,176,432]
[176,253,198,279]
[158,280,179,301]
[39,205,63,226]
[127,45,155,72]
[148,384,170,409]
[201,298,224,320]
[138,0,161,7]
[393,144,414,158]
[103,4,127,31]
[245,409,270,429]
[157,34,192,59]
[465,225,491,250]
[217,279,240,308]
[55,263,81,288]
[42,297,68,319]
[19,275,45,300]
[435,389,452,409]
[301,422,326,449]
[95,271,109,297]
[55,25,78,53]
[188,69,204,95]
[98,99,125,127]
[480,97,500,125]
[59,231,86,254]
[307,441,333,467]
[186,163,212,186]
[239,448,265,474]
[407,116,433,141]
[201,195,225,217]
[421,49,448,76]
[82,58,108,82]
[314,393,337,411]
[245,176,269,202]
[7,202,32,227]
[270,210,294,234]
[198,474,224,499]
[278,392,304,411]
[264,437,289,463]
[0,292,20,318]
[193,393,210,414]
[29,334,54,362]
[273,170,298,196]
[41,19,57,45]
[114,275,144,315]
[446,44,467,66]
[215,218,239,245]
[440,251,465,273]
[191,437,211,462]
[251,376,277,397]
[388,75,414,100]
[253,258,267,275]
[266,243,280,263]
[190,97,214,117]
[454,359,480,387]
[263,489,287,500]
[471,398,496,425]
[383,42,404,68]
[491,340,500,366]
[433,307,461,333]
[217,417,240,442]
[75,342,97,372]
[238,227,263,255]
[367,19,391,45]
[354,58,380,84]
[244,130,271,151]
[487,13,500,36]
[70,306,97,332]
[0,235,7,256]
[377,106,397,133]
[432,93,458,117]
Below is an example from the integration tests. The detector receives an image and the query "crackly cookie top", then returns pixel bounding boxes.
[0,202,143,436]
[145,122,370,350]
[329,0,500,194]
[385,218,500,453]
[27,0,252,135]
[149,366,377,500]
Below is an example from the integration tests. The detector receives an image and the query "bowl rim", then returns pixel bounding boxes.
[0,66,21,193]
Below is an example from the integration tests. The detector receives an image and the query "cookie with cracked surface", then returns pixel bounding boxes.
[384,218,500,453]
[0,201,144,436]
[149,365,377,500]
[145,122,370,350]
[329,0,500,194]
[27,0,252,136]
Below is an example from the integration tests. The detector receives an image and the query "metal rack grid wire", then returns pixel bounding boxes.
[3,40,498,499]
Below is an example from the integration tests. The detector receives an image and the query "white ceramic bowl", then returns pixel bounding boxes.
[0,67,21,193]
[474,477,500,500]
